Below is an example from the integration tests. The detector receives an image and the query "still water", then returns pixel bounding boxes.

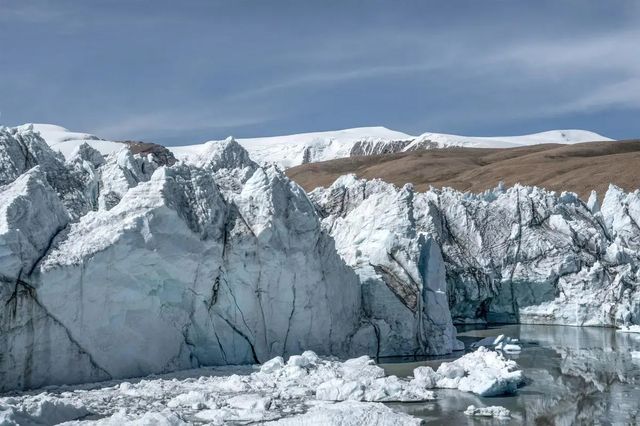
[381,325,640,425]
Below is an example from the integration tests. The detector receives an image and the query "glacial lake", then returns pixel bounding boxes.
[381,324,640,425]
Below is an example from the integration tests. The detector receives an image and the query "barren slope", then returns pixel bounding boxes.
[287,140,640,199]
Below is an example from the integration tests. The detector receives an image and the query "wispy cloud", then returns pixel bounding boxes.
[227,62,445,101]
[94,106,279,142]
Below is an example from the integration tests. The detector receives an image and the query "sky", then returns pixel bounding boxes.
[1,0,639,146]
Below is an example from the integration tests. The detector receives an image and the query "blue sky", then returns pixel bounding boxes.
[1,0,639,145]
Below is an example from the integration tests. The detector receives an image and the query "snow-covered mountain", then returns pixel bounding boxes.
[172,126,415,168]
[173,127,611,168]
[24,123,611,169]
[0,123,633,394]
[19,124,124,159]
[405,129,612,150]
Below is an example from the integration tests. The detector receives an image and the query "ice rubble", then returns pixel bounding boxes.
[424,347,523,396]
[0,349,522,425]
[311,175,640,327]
[471,335,522,353]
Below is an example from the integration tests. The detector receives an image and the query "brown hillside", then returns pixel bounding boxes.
[286,140,640,199]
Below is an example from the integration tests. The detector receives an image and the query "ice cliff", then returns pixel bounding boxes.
[0,124,637,393]
[311,176,640,328]
[0,126,458,392]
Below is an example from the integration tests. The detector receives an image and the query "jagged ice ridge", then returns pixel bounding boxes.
[0,123,637,396]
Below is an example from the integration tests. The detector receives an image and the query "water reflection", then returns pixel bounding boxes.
[384,325,640,425]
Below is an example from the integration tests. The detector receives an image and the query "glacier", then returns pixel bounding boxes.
[0,123,637,395]
[310,176,640,328]
[0,126,458,392]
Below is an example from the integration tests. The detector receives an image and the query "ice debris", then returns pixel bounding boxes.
[471,335,522,353]
[0,351,436,425]
[464,404,511,418]
[412,347,524,396]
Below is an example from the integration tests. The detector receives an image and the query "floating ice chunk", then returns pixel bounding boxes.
[432,347,523,396]
[471,335,523,356]
[471,336,498,348]
[617,325,640,334]
[411,366,438,388]
[315,374,434,402]
[464,404,511,418]
[365,376,435,402]
[502,344,522,353]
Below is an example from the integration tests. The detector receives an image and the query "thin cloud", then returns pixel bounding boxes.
[227,62,444,101]
[94,107,279,141]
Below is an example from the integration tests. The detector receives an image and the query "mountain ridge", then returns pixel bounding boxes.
[16,123,612,169]
[287,139,640,199]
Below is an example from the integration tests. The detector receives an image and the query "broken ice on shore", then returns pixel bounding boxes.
[0,348,523,425]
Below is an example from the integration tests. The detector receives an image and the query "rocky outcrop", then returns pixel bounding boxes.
[119,140,177,167]
[349,139,413,156]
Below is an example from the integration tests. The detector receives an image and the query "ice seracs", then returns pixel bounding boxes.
[312,175,640,328]
[310,176,462,356]
[1,122,637,397]
[1,126,461,393]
